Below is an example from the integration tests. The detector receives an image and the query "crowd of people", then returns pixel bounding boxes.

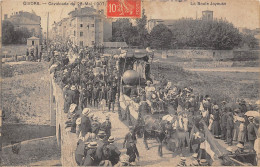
[49,40,142,166]
[48,39,259,166]
[26,45,44,62]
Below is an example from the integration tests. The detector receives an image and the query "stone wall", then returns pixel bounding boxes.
[51,77,78,166]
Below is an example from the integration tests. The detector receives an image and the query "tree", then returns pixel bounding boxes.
[112,19,141,46]
[240,33,258,49]
[136,9,149,47]
[150,24,172,49]
[2,20,33,45]
[170,19,242,50]
[2,20,15,44]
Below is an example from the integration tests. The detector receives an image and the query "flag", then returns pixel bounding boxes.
[190,120,228,164]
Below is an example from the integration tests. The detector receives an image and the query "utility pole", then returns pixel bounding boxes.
[47,12,49,47]
[0,1,3,155]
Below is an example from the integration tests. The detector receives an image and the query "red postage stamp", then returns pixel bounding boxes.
[107,0,141,18]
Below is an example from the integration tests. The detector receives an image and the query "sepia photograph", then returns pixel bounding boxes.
[0,0,259,166]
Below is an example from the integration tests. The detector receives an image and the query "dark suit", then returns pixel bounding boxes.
[107,143,121,165]
[126,144,139,163]
[221,112,228,140]
[123,132,137,149]
[107,89,116,112]
[226,115,234,145]
[75,139,85,165]
[81,148,98,166]
[101,121,112,138]
[247,122,257,148]
[80,115,92,137]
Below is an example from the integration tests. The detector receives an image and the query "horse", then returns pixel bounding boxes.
[134,114,166,157]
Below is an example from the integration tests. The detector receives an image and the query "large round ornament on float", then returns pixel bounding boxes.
[122,70,140,85]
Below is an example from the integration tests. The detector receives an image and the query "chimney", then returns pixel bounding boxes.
[4,14,8,20]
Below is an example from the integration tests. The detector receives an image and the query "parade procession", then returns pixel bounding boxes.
[1,0,260,166]
[47,39,259,166]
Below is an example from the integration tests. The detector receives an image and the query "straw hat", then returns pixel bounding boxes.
[180,157,186,161]
[98,131,106,136]
[71,85,76,90]
[108,136,115,143]
[88,142,98,149]
[82,108,91,116]
[237,143,244,149]
[199,159,208,165]
[213,105,219,110]
[69,104,77,113]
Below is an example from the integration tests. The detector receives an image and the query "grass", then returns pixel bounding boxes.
[1,62,50,125]
[151,62,259,104]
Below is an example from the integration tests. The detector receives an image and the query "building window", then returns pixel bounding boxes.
[80,24,83,27]
[91,24,94,27]
[80,32,83,37]
[80,41,83,46]
[32,40,34,45]
[74,31,76,36]
[92,41,95,45]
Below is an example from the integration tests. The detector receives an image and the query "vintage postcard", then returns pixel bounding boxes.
[0,0,259,166]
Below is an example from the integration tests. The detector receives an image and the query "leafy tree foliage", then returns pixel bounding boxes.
[170,19,242,50]
[2,20,15,44]
[149,24,172,49]
[240,33,258,49]
[2,20,33,45]
[112,19,135,44]
[136,9,149,47]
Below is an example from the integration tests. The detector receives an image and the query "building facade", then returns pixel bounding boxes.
[51,7,112,47]
[202,10,213,21]
[4,11,42,38]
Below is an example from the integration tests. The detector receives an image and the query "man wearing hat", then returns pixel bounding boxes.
[75,139,87,165]
[226,111,234,146]
[65,104,80,133]
[69,85,80,106]
[235,143,244,154]
[107,86,116,112]
[92,85,100,108]
[80,108,92,137]
[101,116,112,138]
[212,105,221,138]
[123,126,137,149]
[91,116,101,139]
[96,130,109,163]
[81,142,99,166]
[199,159,208,166]
[107,136,121,165]
[247,116,257,149]
[126,140,139,165]
[220,108,228,141]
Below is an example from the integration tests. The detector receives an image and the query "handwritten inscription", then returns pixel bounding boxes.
[190,1,226,6]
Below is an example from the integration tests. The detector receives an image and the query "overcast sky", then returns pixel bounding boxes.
[2,0,260,32]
